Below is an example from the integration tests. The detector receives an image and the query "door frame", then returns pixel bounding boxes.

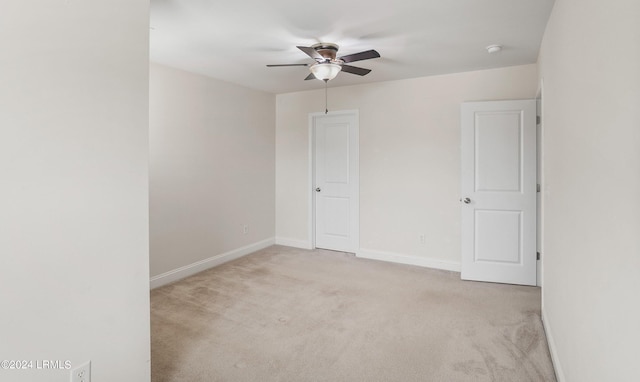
[536,80,545,288]
[308,109,360,251]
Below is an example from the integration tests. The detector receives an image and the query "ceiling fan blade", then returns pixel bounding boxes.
[304,73,316,81]
[297,46,323,60]
[340,64,372,76]
[266,63,310,67]
[339,49,380,63]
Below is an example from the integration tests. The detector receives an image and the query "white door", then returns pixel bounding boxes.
[313,111,359,253]
[460,100,537,286]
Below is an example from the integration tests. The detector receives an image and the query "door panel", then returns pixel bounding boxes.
[475,112,522,192]
[475,210,522,263]
[314,112,359,253]
[323,197,350,236]
[461,100,536,286]
[323,124,350,183]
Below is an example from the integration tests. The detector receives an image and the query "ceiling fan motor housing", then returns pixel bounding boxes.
[312,43,339,61]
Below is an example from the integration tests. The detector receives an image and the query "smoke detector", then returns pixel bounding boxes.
[486,45,503,54]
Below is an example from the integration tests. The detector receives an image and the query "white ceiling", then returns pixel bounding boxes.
[150,0,555,94]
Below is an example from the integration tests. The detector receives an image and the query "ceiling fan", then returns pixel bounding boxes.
[267,43,380,82]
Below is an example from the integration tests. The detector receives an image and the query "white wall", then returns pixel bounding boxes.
[149,64,275,281]
[0,1,150,381]
[537,0,640,381]
[276,65,538,268]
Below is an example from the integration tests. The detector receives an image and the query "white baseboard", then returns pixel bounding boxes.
[356,248,461,273]
[150,237,275,289]
[275,237,313,250]
[542,308,566,382]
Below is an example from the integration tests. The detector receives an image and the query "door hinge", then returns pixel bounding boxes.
[536,115,541,125]
[537,252,540,260]
[537,184,541,193]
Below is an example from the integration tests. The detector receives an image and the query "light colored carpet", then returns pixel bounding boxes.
[151,245,556,382]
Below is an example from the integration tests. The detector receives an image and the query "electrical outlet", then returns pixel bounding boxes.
[242,224,248,234]
[71,361,91,382]
[419,234,426,245]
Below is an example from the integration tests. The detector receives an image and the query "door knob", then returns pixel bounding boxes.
[461,197,471,204]
[315,187,321,192]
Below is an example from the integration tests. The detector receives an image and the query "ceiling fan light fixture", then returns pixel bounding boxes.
[309,63,342,81]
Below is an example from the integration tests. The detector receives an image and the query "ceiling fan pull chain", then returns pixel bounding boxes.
[324,79,328,114]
